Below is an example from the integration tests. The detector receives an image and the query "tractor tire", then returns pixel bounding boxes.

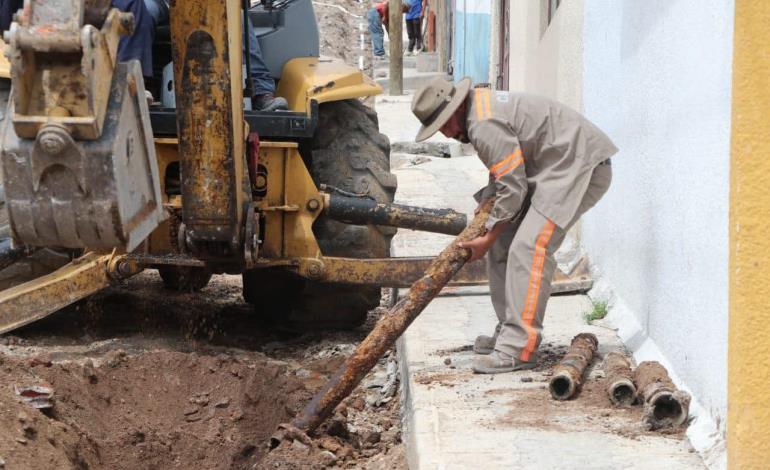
[157,210,213,292]
[243,99,397,329]
[158,266,213,292]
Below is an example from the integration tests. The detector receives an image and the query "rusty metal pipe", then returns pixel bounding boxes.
[603,352,637,406]
[549,333,598,400]
[634,361,691,429]
[325,193,467,235]
[271,199,494,443]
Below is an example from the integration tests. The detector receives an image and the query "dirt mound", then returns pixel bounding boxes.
[315,0,369,65]
[0,273,406,470]
[0,350,307,469]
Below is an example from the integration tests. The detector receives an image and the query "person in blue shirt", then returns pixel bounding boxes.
[404,0,425,54]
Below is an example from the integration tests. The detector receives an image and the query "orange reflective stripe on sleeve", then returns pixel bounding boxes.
[483,88,492,119]
[474,88,484,121]
[488,149,523,180]
[520,220,557,362]
[474,88,493,121]
[492,155,524,180]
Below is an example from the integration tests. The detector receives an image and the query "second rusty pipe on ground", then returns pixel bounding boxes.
[603,352,637,406]
[324,193,468,235]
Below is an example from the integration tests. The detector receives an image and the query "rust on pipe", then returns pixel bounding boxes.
[633,361,691,429]
[325,193,468,236]
[603,352,637,406]
[271,198,495,443]
[549,333,598,400]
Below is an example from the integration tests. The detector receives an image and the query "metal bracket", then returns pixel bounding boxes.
[252,255,592,293]
[30,123,87,193]
[0,252,116,335]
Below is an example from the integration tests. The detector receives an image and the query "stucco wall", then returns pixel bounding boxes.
[580,1,732,459]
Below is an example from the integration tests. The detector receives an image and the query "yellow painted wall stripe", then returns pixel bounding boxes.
[729,1,770,467]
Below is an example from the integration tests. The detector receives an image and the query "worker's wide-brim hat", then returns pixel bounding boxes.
[412,76,472,142]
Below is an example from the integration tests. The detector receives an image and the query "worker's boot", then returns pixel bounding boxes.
[472,350,536,374]
[252,93,289,112]
[473,335,496,355]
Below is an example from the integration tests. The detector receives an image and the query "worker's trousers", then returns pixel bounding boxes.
[367,8,386,56]
[488,162,612,362]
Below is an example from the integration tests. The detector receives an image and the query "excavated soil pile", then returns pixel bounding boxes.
[0,273,406,470]
[0,351,306,469]
[314,0,369,65]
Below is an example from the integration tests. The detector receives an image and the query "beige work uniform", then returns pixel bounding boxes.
[467,89,617,361]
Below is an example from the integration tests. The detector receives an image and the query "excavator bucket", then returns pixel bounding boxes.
[0,0,164,252]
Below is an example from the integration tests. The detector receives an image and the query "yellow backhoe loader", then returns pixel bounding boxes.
[0,0,489,333]
[0,0,588,334]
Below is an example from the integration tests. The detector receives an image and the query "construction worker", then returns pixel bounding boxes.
[404,0,426,54]
[113,0,155,78]
[367,1,388,59]
[411,78,617,374]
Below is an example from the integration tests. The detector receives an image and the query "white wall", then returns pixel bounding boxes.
[580,1,732,462]
[506,0,584,107]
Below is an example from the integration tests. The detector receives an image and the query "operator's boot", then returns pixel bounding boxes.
[473,335,496,355]
[252,93,289,112]
[472,350,536,374]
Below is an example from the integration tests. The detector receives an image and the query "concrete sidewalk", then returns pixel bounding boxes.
[377,94,705,470]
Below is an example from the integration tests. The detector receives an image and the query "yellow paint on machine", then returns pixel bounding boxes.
[729,1,770,467]
[277,57,382,113]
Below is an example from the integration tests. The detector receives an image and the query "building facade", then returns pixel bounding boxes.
[471,1,763,467]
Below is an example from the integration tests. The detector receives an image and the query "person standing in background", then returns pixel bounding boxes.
[404,0,425,55]
[367,1,388,59]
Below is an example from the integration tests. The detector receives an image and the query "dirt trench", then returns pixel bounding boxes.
[0,272,406,470]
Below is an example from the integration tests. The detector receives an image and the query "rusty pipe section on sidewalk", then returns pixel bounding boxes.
[634,361,691,429]
[549,333,598,400]
[270,199,494,442]
[603,352,637,406]
[325,193,468,235]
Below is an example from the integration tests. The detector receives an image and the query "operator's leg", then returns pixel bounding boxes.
[245,15,288,111]
[112,0,154,77]
[143,0,168,28]
[0,0,22,32]
[367,8,385,56]
[474,162,612,373]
